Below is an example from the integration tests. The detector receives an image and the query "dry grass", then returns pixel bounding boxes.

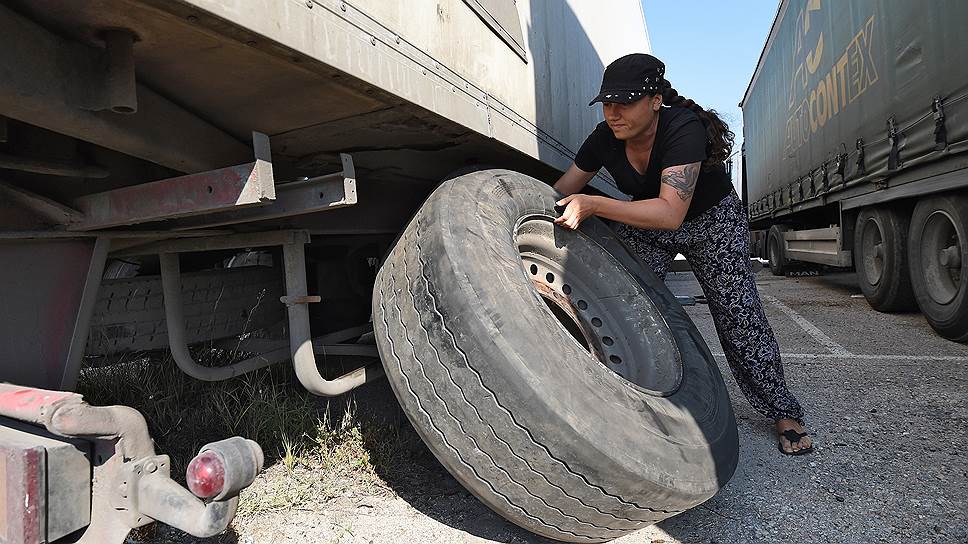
[76,348,431,520]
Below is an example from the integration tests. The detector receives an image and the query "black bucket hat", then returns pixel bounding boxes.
[588,53,666,106]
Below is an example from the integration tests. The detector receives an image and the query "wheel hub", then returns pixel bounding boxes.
[861,218,885,285]
[874,242,885,261]
[940,245,961,269]
[921,210,962,305]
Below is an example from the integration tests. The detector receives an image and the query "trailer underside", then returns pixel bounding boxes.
[0,0,577,392]
[0,0,566,231]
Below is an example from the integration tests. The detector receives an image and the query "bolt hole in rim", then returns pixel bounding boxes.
[862,217,885,285]
[922,210,962,305]
[514,216,682,396]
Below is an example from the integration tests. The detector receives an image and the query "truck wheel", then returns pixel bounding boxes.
[767,225,788,276]
[854,207,917,312]
[908,194,968,342]
[372,170,737,542]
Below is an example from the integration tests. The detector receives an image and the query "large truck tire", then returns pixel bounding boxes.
[908,194,968,342]
[767,225,789,276]
[854,207,917,312]
[372,170,738,542]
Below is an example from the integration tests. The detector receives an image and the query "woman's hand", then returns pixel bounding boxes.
[554,194,601,230]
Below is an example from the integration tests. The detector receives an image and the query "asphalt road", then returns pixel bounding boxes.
[646,268,968,544]
[225,268,968,544]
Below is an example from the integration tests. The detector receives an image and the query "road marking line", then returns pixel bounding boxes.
[712,352,968,362]
[762,294,853,356]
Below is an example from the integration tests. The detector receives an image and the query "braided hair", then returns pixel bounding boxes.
[659,80,735,169]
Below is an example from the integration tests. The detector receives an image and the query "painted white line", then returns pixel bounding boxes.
[762,294,853,356]
[712,352,968,362]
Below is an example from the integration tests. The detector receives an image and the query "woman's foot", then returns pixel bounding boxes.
[776,419,813,455]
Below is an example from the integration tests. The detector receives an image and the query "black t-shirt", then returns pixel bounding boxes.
[574,107,733,221]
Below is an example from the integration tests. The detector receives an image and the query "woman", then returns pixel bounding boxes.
[554,53,812,455]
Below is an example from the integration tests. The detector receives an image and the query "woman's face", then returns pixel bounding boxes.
[603,95,662,141]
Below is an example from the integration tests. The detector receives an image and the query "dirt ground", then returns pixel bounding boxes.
[136,268,968,544]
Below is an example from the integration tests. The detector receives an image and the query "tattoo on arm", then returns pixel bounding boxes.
[661,163,701,202]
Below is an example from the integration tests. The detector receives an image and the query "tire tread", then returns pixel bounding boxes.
[378,210,681,541]
[380,236,606,541]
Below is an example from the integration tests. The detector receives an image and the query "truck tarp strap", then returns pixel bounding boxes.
[933,97,947,151]
[835,152,847,185]
[887,117,900,171]
[855,138,866,176]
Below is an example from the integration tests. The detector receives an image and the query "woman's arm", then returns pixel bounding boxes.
[555,162,700,231]
[552,163,597,196]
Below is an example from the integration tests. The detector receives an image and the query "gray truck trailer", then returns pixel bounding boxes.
[0,1,738,542]
[741,0,968,342]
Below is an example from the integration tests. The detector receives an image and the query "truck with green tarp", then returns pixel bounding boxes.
[741,0,968,341]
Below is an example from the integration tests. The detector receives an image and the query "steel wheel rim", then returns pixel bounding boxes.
[921,210,962,305]
[514,217,682,396]
[520,255,607,363]
[861,217,885,285]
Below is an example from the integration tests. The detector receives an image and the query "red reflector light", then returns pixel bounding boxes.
[186,450,225,498]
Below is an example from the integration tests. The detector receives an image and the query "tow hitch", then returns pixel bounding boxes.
[0,384,263,543]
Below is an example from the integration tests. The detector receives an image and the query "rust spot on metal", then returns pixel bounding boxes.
[0,385,83,427]
[531,280,606,363]
[22,447,42,543]
[0,388,74,412]
[71,161,272,230]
